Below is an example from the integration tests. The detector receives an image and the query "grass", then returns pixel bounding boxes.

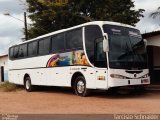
[0,81,22,92]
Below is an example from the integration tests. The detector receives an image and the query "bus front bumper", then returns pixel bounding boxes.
[108,77,150,88]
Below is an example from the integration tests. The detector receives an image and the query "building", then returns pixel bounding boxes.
[0,54,8,82]
[143,30,160,84]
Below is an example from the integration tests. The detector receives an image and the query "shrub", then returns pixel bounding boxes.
[0,81,21,92]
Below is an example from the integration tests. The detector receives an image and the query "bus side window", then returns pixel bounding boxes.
[28,41,38,57]
[9,47,14,60]
[85,25,103,65]
[66,28,83,50]
[95,38,107,68]
[52,33,65,52]
[14,46,19,59]
[18,44,27,58]
[38,37,51,55]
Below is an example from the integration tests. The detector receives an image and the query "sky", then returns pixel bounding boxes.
[0,0,160,55]
[134,0,160,33]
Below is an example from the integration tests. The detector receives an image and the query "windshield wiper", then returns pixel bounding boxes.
[129,39,145,69]
[117,42,135,69]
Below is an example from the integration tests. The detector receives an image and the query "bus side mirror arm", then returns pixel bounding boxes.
[143,39,147,47]
[103,33,109,52]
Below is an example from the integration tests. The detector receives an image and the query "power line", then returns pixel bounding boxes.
[15,0,50,33]
[4,13,49,33]
[6,14,25,23]
[18,0,28,7]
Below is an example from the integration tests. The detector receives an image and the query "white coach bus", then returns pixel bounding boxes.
[8,21,150,96]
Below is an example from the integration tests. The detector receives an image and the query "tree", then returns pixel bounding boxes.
[26,0,90,38]
[150,7,160,19]
[26,0,144,39]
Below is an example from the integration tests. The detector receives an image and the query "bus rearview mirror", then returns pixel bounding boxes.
[143,39,147,47]
[103,33,109,52]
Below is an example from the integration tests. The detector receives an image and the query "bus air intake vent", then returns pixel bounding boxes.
[125,70,142,74]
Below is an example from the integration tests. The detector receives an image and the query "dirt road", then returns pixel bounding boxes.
[0,88,160,114]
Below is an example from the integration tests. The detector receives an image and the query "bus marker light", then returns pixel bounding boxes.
[97,76,105,80]
[142,79,148,83]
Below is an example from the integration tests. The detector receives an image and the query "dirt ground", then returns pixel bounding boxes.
[0,87,160,114]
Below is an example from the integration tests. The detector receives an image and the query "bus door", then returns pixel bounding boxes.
[94,38,108,89]
[95,68,108,89]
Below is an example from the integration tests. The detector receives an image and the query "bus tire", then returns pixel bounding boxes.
[74,76,89,97]
[24,77,33,92]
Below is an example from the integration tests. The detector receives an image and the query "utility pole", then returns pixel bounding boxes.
[24,12,28,40]
[4,12,29,41]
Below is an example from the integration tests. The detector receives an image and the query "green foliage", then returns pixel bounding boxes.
[26,0,144,39]
[70,0,144,24]
[150,7,160,19]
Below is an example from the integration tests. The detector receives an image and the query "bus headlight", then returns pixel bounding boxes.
[110,74,127,79]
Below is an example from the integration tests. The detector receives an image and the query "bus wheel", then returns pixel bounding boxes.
[74,76,89,97]
[24,77,33,92]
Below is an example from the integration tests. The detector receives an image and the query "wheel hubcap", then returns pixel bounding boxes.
[77,80,85,94]
[26,80,30,90]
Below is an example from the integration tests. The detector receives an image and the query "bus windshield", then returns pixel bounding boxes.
[103,24,147,69]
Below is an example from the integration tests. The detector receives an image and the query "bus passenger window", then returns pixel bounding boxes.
[9,47,14,59]
[28,41,38,57]
[38,38,51,55]
[52,33,65,52]
[18,44,27,58]
[14,46,19,59]
[66,28,83,50]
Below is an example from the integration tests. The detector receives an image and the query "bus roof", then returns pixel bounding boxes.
[10,21,136,47]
